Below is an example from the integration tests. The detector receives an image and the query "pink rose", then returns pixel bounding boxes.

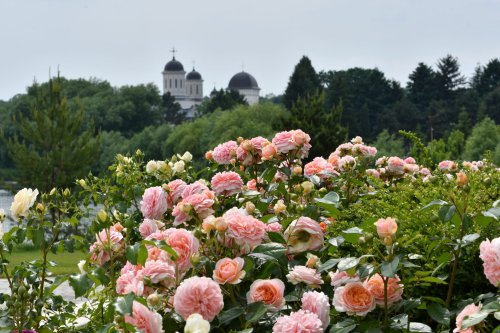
[90,226,124,265]
[364,273,403,306]
[181,181,210,199]
[301,291,331,330]
[328,152,340,168]
[140,187,168,219]
[454,303,481,333]
[273,310,323,333]
[352,144,377,157]
[366,169,380,178]
[116,270,145,296]
[172,191,215,226]
[304,157,337,180]
[247,279,285,312]
[211,171,244,196]
[328,270,360,288]
[261,143,278,161]
[266,222,283,233]
[224,208,266,252]
[124,301,164,333]
[404,157,416,164]
[163,228,200,273]
[479,238,500,287]
[284,217,324,254]
[438,160,458,173]
[272,129,311,158]
[166,179,187,208]
[387,157,405,176]
[338,155,357,172]
[333,282,376,316]
[174,276,224,322]
[334,142,354,156]
[286,265,324,287]
[139,219,161,238]
[213,257,246,284]
[374,217,398,239]
[142,259,176,284]
[212,140,237,164]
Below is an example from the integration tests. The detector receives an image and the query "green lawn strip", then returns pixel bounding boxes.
[3,249,87,275]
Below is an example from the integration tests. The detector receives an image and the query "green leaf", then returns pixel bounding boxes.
[30,228,45,247]
[381,256,400,278]
[329,236,345,247]
[459,233,480,247]
[419,276,447,285]
[427,302,450,326]
[137,243,148,266]
[236,329,253,333]
[338,257,359,271]
[218,306,245,326]
[114,293,135,316]
[408,322,432,332]
[245,302,267,322]
[461,214,473,231]
[125,243,140,265]
[317,259,340,273]
[438,205,456,222]
[252,243,287,262]
[461,311,489,329]
[69,273,94,298]
[322,191,340,203]
[92,267,110,285]
[342,227,364,244]
[422,199,448,210]
[267,232,286,244]
[329,319,356,333]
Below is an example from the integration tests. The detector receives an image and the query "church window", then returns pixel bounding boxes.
[196,85,199,94]
[190,86,192,94]
[175,79,177,88]
[169,79,172,88]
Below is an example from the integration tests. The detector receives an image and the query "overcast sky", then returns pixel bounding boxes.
[1,0,499,101]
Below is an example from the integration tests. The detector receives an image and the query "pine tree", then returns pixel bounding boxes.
[283,56,322,110]
[3,76,99,191]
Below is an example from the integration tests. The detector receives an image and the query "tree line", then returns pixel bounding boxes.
[0,55,499,190]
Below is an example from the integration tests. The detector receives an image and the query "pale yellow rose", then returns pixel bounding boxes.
[10,188,39,220]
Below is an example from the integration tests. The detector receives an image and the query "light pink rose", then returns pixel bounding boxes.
[166,179,187,208]
[139,219,161,238]
[140,187,168,219]
[334,142,354,156]
[338,155,357,172]
[212,140,237,164]
[352,144,377,157]
[266,222,283,233]
[224,208,266,251]
[124,301,164,333]
[272,129,311,158]
[272,310,323,333]
[404,163,420,174]
[284,217,324,254]
[213,257,246,284]
[304,157,337,180]
[438,160,458,173]
[333,282,376,316]
[375,156,388,167]
[387,157,405,176]
[172,191,215,226]
[116,270,145,296]
[479,238,500,287]
[286,265,324,287]
[301,291,331,330]
[327,153,340,169]
[328,270,360,288]
[90,226,124,265]
[142,259,176,284]
[246,179,258,191]
[181,181,210,199]
[453,303,481,333]
[174,276,224,322]
[163,228,200,273]
[374,217,398,239]
[366,169,380,178]
[211,171,244,196]
[419,167,431,177]
[404,157,416,164]
[261,143,278,160]
[247,279,285,312]
[364,273,403,306]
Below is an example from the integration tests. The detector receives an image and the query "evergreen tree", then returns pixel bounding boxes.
[2,76,99,191]
[283,56,322,110]
[436,55,466,99]
[196,89,247,115]
[407,62,438,107]
[286,91,347,158]
[162,92,184,125]
[472,58,500,96]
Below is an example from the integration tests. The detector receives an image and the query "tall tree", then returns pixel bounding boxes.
[196,89,247,115]
[435,55,466,100]
[2,76,99,191]
[472,58,500,96]
[407,62,438,107]
[283,56,322,110]
[286,91,347,158]
[161,92,184,125]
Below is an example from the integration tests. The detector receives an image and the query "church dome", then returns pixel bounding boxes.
[228,71,259,90]
[164,57,184,71]
[186,69,202,80]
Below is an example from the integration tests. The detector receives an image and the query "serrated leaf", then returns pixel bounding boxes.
[69,273,94,298]
[115,293,135,316]
[427,302,450,326]
[245,302,267,322]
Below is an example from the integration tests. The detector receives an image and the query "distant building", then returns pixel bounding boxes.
[227,71,260,105]
[162,50,260,118]
[162,54,203,118]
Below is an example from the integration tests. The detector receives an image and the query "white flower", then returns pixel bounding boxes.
[181,151,193,162]
[173,160,185,173]
[77,260,86,274]
[146,160,158,173]
[351,136,363,144]
[10,188,39,221]
[0,208,5,221]
[184,313,210,333]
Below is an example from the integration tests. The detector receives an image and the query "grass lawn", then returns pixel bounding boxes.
[3,246,87,275]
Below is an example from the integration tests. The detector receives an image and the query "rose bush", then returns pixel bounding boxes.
[1,130,499,332]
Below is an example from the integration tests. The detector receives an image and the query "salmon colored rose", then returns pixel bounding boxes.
[364,273,403,306]
[213,257,246,285]
[333,282,376,316]
[247,279,285,312]
[374,217,398,239]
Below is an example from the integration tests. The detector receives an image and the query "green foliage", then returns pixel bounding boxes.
[2,76,99,191]
[196,88,247,115]
[463,117,500,163]
[161,92,184,125]
[371,130,405,158]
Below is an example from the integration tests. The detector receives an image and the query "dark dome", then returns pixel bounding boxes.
[164,57,184,71]
[186,69,202,80]
[228,71,259,90]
